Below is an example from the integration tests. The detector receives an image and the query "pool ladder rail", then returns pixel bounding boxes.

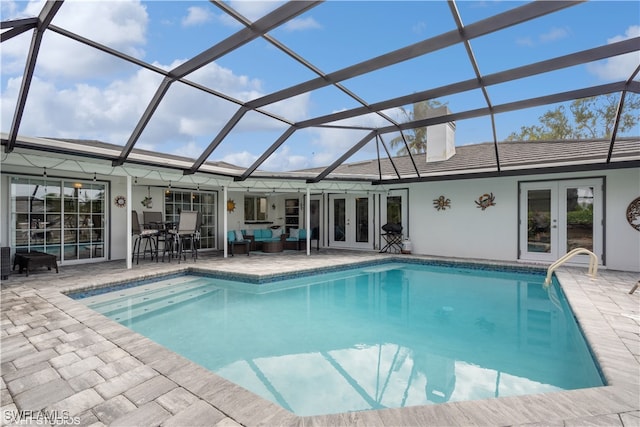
[544,248,598,287]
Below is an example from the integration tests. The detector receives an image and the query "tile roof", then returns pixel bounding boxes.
[297,138,640,182]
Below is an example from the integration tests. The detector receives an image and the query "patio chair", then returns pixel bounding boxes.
[228,230,250,256]
[132,210,158,264]
[175,211,200,263]
[144,211,172,259]
[143,211,163,229]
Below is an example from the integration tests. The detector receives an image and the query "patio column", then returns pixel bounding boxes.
[223,186,228,258]
[306,187,310,255]
[126,175,132,269]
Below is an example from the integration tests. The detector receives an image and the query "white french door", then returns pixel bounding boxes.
[329,194,372,249]
[519,179,603,264]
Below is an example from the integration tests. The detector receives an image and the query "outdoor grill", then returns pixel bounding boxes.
[380,223,403,253]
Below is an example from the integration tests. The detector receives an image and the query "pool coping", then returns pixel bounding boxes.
[3,254,639,425]
[64,256,548,298]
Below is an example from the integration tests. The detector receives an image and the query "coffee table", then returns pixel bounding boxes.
[13,251,58,277]
[262,240,283,253]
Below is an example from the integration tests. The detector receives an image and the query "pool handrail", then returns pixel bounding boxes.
[544,248,598,287]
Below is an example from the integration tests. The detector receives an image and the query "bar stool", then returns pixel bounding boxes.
[132,210,158,264]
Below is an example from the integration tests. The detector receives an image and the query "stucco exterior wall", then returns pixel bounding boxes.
[605,168,640,271]
[408,177,517,262]
[407,169,640,272]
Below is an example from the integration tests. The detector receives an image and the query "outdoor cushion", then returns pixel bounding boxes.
[299,229,307,239]
[253,229,274,240]
[234,230,245,241]
[289,228,299,239]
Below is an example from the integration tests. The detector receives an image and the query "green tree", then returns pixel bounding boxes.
[389,100,445,155]
[507,93,640,141]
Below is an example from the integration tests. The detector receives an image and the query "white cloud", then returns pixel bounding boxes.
[412,21,427,36]
[1,68,164,144]
[588,26,640,81]
[53,1,148,55]
[539,27,570,43]
[515,37,534,47]
[222,150,258,168]
[0,1,314,161]
[168,141,204,159]
[262,145,310,171]
[283,17,322,32]
[516,26,569,47]
[1,1,148,80]
[1,0,45,20]
[606,25,640,43]
[0,0,326,172]
[0,0,18,17]
[182,6,214,27]
[308,127,373,168]
[227,1,284,22]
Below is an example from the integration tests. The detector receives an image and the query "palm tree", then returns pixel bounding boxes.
[389,100,445,155]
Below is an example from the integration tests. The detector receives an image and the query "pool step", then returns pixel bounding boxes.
[88,278,217,320]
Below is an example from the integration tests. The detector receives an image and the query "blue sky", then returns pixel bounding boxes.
[1,1,638,172]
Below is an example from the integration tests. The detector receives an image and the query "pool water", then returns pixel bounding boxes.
[75,262,603,416]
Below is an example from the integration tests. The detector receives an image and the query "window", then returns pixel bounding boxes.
[244,196,267,221]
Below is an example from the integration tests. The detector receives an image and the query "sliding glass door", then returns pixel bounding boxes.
[10,176,106,262]
[164,190,217,249]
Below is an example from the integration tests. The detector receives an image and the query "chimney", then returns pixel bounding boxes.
[417,105,456,162]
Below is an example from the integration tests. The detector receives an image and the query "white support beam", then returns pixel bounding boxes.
[126,175,132,269]
[306,187,311,256]
[223,186,228,258]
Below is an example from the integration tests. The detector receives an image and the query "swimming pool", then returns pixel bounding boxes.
[72,261,604,416]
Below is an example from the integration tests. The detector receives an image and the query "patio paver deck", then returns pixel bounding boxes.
[1,250,639,426]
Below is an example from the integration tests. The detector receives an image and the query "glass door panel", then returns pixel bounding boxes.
[558,180,602,264]
[310,199,320,241]
[520,179,602,265]
[355,197,369,243]
[564,186,594,252]
[332,198,346,242]
[520,183,558,262]
[527,189,553,254]
[329,194,372,248]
